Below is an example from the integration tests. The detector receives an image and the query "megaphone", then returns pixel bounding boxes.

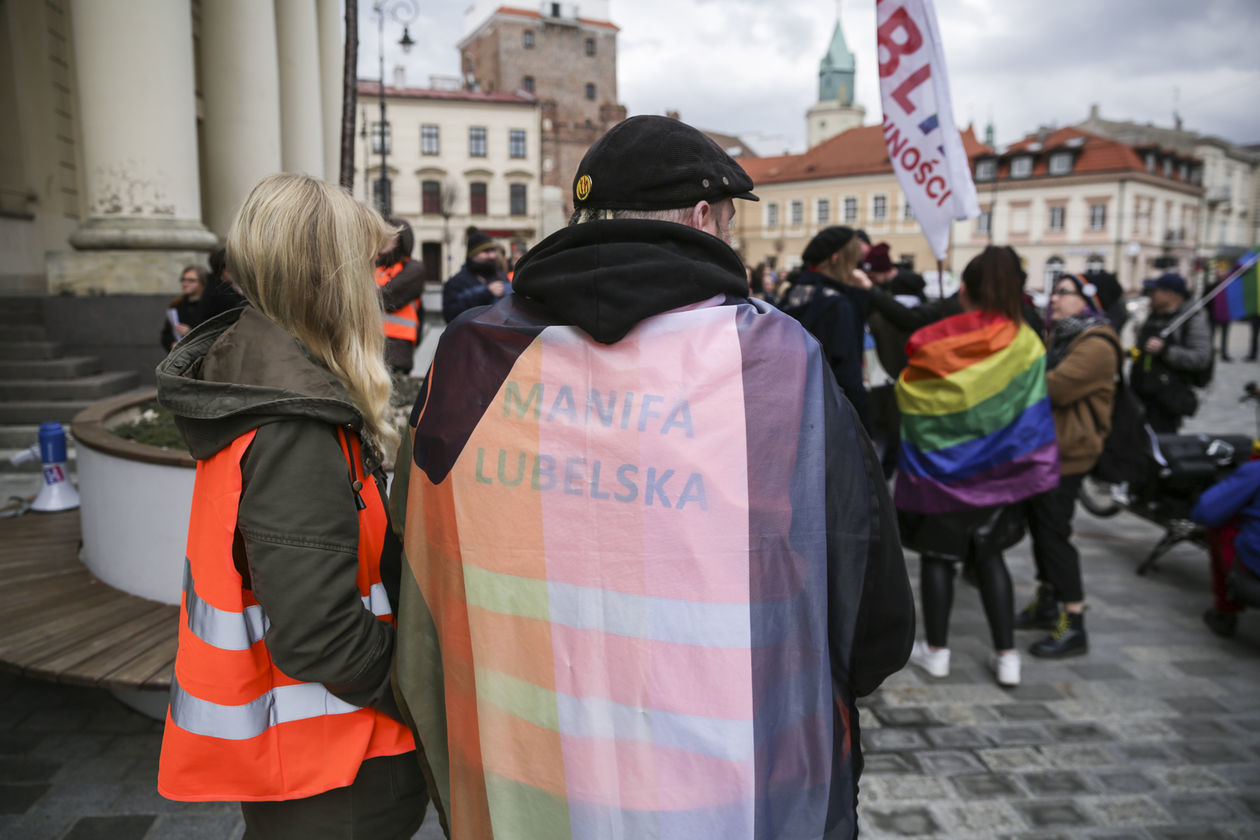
[30,422,80,512]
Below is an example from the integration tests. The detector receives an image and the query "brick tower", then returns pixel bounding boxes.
[459,2,626,227]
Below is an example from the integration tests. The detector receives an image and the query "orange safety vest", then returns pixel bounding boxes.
[376,262,420,343]
[158,428,415,802]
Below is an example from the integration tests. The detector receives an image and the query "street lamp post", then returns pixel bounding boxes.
[374,0,417,217]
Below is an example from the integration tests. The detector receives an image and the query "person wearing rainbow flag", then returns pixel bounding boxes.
[895,246,1061,689]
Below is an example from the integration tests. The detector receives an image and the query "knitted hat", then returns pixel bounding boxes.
[1143,272,1189,297]
[802,226,855,267]
[866,243,895,273]
[466,227,496,259]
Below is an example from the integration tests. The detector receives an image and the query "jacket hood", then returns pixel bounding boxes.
[156,307,360,460]
[510,219,748,344]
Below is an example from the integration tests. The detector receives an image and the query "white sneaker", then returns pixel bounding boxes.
[909,640,950,678]
[991,650,1021,688]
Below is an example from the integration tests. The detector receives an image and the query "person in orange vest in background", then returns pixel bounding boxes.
[375,217,426,374]
[154,174,427,838]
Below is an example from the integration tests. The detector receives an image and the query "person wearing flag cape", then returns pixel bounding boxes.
[390,115,914,839]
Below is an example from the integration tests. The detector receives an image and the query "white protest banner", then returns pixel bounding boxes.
[876,0,979,261]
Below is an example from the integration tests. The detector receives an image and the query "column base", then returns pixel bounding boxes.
[68,218,219,251]
[46,249,215,295]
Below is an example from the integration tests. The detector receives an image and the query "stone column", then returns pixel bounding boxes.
[55,0,217,292]
[199,0,283,238]
[316,0,345,184]
[275,0,325,177]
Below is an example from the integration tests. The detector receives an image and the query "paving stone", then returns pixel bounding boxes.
[939,800,1024,833]
[0,732,41,755]
[1087,795,1170,828]
[1012,798,1093,829]
[915,750,987,776]
[62,815,155,840]
[864,805,941,836]
[1172,740,1250,765]
[1021,770,1092,796]
[0,757,60,784]
[872,706,940,727]
[1045,722,1113,742]
[144,813,244,840]
[52,754,139,785]
[924,726,994,750]
[0,783,48,815]
[1111,742,1178,763]
[989,725,1054,746]
[1147,765,1229,792]
[1067,663,1136,680]
[1086,832,1150,840]
[1004,683,1067,702]
[34,732,114,762]
[1149,828,1238,840]
[1156,794,1241,824]
[1170,660,1231,677]
[1161,696,1229,715]
[1164,717,1233,738]
[951,772,1023,798]
[977,746,1052,772]
[862,728,930,752]
[1039,744,1114,770]
[1093,769,1160,794]
[995,703,1058,722]
[862,752,919,775]
[867,774,952,801]
[1231,716,1260,733]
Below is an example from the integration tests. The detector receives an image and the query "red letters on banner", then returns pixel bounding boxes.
[877,7,924,77]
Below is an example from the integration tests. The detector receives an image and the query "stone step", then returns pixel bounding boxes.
[0,356,101,380]
[0,298,45,325]
[0,370,140,402]
[0,426,40,448]
[0,400,99,425]
[0,325,48,342]
[0,341,63,361]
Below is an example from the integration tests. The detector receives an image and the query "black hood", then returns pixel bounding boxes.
[511,219,748,344]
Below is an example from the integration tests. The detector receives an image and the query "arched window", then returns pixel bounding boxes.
[1044,256,1065,287]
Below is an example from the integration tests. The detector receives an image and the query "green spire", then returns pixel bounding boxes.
[819,18,856,104]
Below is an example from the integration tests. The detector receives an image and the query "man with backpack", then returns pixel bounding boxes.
[1130,272,1213,433]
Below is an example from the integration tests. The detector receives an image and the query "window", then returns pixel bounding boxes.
[371,121,390,154]
[1089,203,1106,231]
[903,200,914,221]
[523,30,534,48]
[1163,158,1173,177]
[766,202,779,227]
[1085,254,1105,272]
[816,198,830,225]
[843,196,857,223]
[1010,156,1033,178]
[1144,152,1156,173]
[509,129,526,159]
[522,75,535,94]
[1177,163,1188,181]
[470,182,487,215]
[585,83,596,101]
[790,200,803,226]
[421,124,439,155]
[510,183,527,216]
[469,127,487,157]
[872,194,887,221]
[421,180,441,215]
[1044,256,1064,287]
[1048,205,1065,232]
[976,210,991,235]
[975,159,997,181]
[585,37,596,56]
[1048,152,1073,175]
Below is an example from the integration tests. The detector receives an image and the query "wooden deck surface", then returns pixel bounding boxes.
[0,509,176,692]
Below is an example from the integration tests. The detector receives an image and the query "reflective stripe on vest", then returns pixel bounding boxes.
[181,560,393,651]
[376,262,419,342]
[158,428,414,802]
[169,674,360,740]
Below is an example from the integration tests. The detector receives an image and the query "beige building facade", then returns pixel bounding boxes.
[355,82,541,281]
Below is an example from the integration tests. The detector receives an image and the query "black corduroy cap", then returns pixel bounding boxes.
[572,115,758,211]
[801,226,855,267]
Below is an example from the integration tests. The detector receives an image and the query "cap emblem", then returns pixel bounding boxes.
[575,174,592,201]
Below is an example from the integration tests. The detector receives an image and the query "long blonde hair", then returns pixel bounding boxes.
[226,174,398,456]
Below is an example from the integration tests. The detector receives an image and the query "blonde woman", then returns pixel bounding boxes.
[154,174,426,837]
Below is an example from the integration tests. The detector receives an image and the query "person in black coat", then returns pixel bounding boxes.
[160,265,208,350]
[441,227,509,323]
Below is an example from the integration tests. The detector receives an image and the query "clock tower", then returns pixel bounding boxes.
[806,10,866,148]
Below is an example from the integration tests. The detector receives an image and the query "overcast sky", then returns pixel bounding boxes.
[359,0,1260,155]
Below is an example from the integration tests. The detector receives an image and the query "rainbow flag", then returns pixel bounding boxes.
[894,310,1059,513]
[395,300,869,838]
[1215,251,1259,321]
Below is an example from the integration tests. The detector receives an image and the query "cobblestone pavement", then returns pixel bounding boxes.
[1,335,1257,839]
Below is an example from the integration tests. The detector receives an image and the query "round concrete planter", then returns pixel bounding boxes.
[72,390,194,607]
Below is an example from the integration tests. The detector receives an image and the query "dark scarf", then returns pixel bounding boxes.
[1047,312,1108,369]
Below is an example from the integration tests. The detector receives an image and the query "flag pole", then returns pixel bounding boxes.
[1158,251,1258,339]
[936,259,945,299]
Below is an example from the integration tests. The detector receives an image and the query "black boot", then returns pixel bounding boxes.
[1203,608,1238,638]
[1029,611,1088,658]
[1014,584,1058,631]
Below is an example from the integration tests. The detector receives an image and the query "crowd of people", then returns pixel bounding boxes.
[151,116,1252,838]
